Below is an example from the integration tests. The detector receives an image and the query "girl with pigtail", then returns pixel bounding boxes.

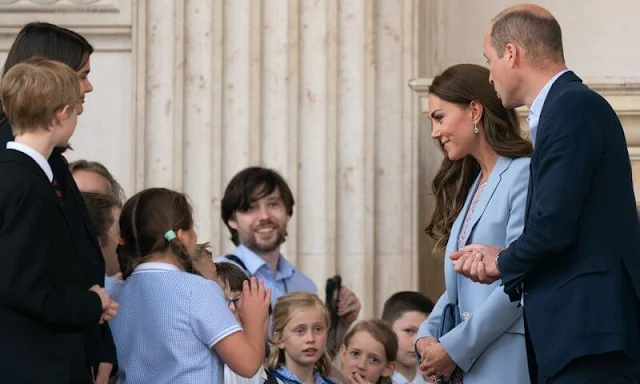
[109,187,271,383]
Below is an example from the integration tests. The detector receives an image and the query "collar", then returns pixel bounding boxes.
[528,69,570,121]
[273,366,327,384]
[233,244,296,280]
[391,369,425,384]
[6,141,53,182]
[131,261,181,275]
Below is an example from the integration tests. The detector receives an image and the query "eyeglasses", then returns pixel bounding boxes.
[225,297,240,310]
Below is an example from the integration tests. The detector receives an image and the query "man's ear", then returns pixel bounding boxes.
[227,216,239,230]
[504,42,522,68]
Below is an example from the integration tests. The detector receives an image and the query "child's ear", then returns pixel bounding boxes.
[273,332,285,349]
[58,105,73,121]
[382,361,396,378]
[50,106,68,127]
[338,344,347,363]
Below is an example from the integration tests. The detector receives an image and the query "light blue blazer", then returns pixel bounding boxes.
[418,156,531,384]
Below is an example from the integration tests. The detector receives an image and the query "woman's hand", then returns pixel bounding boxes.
[419,342,457,380]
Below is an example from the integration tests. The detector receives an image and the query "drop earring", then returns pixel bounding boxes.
[474,124,479,134]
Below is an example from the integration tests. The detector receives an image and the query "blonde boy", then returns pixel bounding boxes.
[0,59,115,383]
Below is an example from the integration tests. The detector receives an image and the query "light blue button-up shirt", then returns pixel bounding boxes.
[527,69,569,147]
[215,244,317,306]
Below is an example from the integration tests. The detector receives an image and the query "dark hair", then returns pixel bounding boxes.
[381,291,435,325]
[221,167,295,245]
[491,7,564,66]
[70,159,125,203]
[215,258,250,292]
[117,188,194,279]
[0,22,93,124]
[81,192,121,245]
[424,64,533,252]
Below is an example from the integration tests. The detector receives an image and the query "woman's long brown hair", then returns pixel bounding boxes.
[425,64,532,253]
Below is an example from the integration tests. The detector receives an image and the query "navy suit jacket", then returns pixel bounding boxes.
[0,120,118,379]
[498,71,640,377]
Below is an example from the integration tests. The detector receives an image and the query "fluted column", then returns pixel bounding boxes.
[0,0,430,317]
[134,0,427,316]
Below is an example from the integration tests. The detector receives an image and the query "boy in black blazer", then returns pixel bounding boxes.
[0,58,118,384]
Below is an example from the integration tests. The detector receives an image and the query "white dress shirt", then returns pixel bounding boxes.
[6,141,53,182]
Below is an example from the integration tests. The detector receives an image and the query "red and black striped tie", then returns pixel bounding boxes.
[52,178,63,200]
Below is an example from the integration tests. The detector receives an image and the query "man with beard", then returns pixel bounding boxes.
[219,166,361,342]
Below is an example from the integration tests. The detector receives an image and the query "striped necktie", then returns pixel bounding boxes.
[52,178,64,200]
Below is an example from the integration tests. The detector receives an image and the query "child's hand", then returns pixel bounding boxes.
[237,277,271,328]
[347,372,374,384]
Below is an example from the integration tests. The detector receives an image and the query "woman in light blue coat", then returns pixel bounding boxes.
[416,64,532,383]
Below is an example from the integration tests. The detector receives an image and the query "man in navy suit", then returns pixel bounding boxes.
[450,4,640,383]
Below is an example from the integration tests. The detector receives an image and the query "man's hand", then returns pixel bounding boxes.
[450,244,503,284]
[337,286,361,328]
[94,362,113,384]
[419,342,456,381]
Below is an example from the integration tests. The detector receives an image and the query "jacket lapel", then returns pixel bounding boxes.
[50,151,102,252]
[449,178,479,252]
[0,149,80,262]
[536,71,581,142]
[458,156,513,247]
[524,71,580,220]
[444,175,480,303]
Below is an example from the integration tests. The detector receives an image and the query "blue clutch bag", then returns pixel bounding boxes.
[437,303,462,339]
[435,303,463,384]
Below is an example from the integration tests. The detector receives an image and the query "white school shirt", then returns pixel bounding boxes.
[391,370,429,384]
[6,141,53,181]
[110,262,241,383]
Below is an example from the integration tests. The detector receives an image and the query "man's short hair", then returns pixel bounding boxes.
[220,166,295,245]
[491,8,564,66]
[69,159,125,203]
[381,291,435,326]
[81,191,122,244]
[0,58,81,135]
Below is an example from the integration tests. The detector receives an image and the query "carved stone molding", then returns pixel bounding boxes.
[0,0,117,12]
[409,77,640,208]
[0,0,131,51]
[0,0,130,31]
